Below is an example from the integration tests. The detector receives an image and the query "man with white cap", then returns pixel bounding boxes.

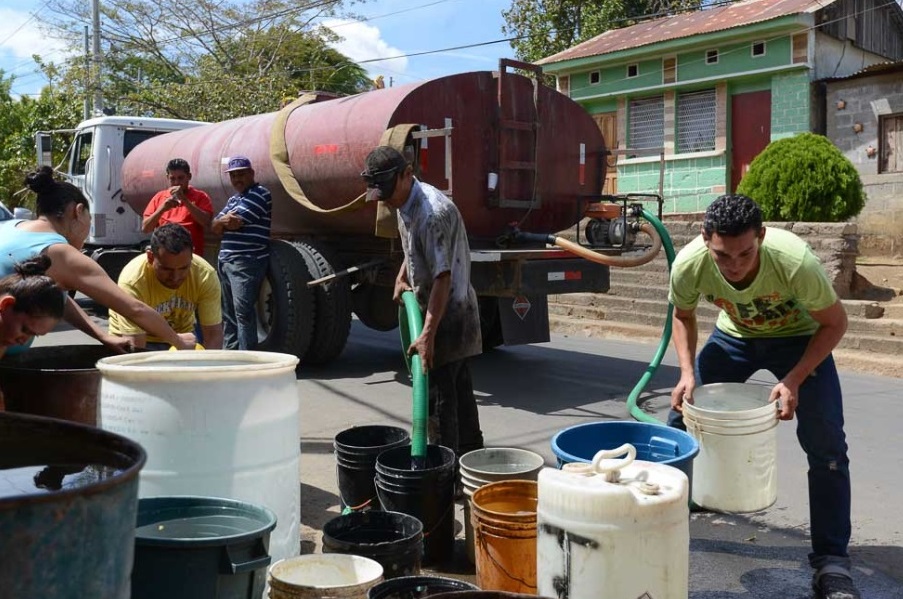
[211,156,272,350]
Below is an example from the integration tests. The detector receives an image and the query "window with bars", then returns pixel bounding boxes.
[628,96,664,150]
[677,89,716,153]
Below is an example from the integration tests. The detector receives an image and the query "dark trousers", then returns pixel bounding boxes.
[669,328,851,572]
[428,358,484,456]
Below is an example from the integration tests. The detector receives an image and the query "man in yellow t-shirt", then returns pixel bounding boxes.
[108,224,223,349]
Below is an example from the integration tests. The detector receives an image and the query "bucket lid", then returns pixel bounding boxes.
[688,383,773,417]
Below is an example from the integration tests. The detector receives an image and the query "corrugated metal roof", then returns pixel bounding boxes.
[818,60,903,82]
[539,0,831,66]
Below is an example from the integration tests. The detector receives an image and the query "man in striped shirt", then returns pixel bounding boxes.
[211,156,272,350]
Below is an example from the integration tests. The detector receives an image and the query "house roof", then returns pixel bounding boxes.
[818,60,903,82]
[538,0,831,66]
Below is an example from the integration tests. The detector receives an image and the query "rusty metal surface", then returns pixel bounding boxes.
[121,70,605,241]
[539,0,823,65]
[0,412,145,599]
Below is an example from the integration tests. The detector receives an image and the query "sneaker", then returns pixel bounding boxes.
[813,573,861,599]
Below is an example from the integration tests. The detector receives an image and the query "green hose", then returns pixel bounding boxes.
[399,290,429,465]
[625,209,678,424]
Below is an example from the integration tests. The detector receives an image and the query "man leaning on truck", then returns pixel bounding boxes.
[142,158,214,256]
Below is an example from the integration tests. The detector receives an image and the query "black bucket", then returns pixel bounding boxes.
[0,412,146,598]
[335,425,410,511]
[431,593,557,599]
[375,445,456,566]
[131,496,277,599]
[367,575,479,599]
[322,510,424,579]
[0,344,122,426]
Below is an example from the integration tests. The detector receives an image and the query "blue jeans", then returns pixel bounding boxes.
[669,328,851,573]
[217,256,268,351]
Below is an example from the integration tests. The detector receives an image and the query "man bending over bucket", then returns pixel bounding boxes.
[667,194,856,599]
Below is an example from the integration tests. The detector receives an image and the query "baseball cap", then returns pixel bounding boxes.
[224,156,253,172]
[361,147,408,201]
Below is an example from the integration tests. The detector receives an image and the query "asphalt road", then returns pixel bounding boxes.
[34,318,903,598]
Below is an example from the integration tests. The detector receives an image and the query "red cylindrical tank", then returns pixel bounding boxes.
[121,71,606,241]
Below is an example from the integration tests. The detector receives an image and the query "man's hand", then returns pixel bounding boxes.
[393,278,412,304]
[99,333,135,354]
[408,330,435,373]
[220,211,243,231]
[174,332,198,350]
[671,373,697,412]
[770,380,798,420]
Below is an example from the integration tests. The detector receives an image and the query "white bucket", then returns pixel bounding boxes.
[97,350,301,561]
[683,382,779,513]
[268,554,384,599]
[459,447,545,564]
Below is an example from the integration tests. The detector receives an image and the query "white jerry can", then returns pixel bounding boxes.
[537,444,690,599]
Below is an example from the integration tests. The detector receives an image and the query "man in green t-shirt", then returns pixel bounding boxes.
[668,195,856,599]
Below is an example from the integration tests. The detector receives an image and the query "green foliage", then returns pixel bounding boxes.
[502,0,703,64]
[736,133,866,222]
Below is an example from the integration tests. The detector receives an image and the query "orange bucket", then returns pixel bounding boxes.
[470,480,538,594]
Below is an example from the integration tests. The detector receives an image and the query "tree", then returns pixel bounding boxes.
[502,0,704,64]
[38,0,371,121]
[736,133,865,222]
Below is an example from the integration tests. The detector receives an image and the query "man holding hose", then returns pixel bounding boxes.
[667,194,856,599]
[361,146,484,457]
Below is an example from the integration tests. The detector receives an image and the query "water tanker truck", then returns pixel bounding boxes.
[36,60,662,364]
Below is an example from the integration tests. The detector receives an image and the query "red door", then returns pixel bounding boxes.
[731,90,771,192]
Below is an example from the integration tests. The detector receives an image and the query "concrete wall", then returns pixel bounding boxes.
[826,72,903,256]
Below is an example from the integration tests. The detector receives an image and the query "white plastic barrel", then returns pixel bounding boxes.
[683,382,779,513]
[537,444,689,599]
[96,350,301,561]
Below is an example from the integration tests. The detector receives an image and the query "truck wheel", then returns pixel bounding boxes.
[352,283,398,331]
[292,241,352,365]
[258,239,315,358]
[479,297,504,351]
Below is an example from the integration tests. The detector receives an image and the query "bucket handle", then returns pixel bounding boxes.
[473,524,537,590]
[225,543,272,574]
[563,443,636,482]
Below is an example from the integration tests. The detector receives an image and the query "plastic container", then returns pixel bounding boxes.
[0,344,121,426]
[0,412,146,599]
[335,425,411,511]
[322,510,423,579]
[367,576,479,599]
[431,593,556,599]
[131,496,277,599]
[269,554,384,599]
[97,350,301,561]
[470,480,538,594]
[683,382,779,513]
[375,445,456,566]
[537,444,689,599]
[551,421,699,481]
[459,447,544,564]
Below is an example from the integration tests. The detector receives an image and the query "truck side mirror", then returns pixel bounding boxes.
[35,133,52,167]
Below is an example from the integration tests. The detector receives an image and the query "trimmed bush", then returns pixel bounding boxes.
[736,132,865,222]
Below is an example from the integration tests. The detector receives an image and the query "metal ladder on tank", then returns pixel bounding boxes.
[494,58,542,210]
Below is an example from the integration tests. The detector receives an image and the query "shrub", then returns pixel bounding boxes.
[736,132,865,222]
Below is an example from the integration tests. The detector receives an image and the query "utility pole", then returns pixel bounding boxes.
[92,0,104,115]
[83,26,90,120]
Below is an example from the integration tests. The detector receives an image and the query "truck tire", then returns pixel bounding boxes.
[258,239,315,358]
[291,241,352,365]
[352,283,399,331]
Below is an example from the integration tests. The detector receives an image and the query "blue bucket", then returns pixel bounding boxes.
[551,421,699,481]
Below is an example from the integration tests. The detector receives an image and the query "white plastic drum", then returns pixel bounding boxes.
[97,350,301,561]
[683,382,779,513]
[537,444,689,599]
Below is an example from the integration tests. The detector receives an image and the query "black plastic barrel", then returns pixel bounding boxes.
[323,510,424,579]
[0,345,122,426]
[367,575,479,599]
[0,412,146,599]
[375,445,456,566]
[131,496,277,599]
[335,425,410,511]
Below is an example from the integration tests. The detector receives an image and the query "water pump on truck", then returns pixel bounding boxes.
[36,59,662,365]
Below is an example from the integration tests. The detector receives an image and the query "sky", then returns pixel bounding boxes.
[0,0,518,101]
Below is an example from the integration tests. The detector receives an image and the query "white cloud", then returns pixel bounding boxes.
[0,7,72,96]
[321,18,408,79]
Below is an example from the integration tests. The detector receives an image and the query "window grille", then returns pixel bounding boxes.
[628,96,664,150]
[677,89,716,153]
[706,49,718,64]
[590,71,601,84]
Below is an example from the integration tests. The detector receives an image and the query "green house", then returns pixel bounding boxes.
[538,0,903,214]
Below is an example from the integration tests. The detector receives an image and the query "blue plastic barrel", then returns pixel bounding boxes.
[551,421,699,481]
